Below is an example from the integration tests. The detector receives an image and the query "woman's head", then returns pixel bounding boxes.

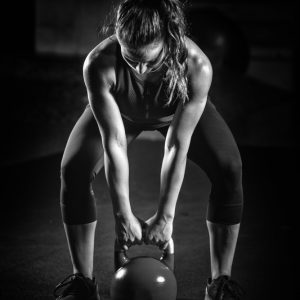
[116,0,166,48]
[114,0,189,105]
[119,38,166,74]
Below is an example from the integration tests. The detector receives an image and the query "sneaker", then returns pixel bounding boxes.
[205,275,244,300]
[53,273,100,300]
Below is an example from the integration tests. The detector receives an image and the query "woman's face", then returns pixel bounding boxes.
[118,37,166,74]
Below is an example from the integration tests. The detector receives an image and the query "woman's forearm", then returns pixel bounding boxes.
[157,146,187,220]
[104,143,132,219]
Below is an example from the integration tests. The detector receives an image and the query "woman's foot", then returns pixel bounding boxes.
[53,273,100,300]
[204,275,244,300]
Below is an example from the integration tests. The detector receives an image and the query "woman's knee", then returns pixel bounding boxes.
[207,155,243,225]
[222,155,243,186]
[60,154,102,188]
[60,155,101,208]
[60,158,100,225]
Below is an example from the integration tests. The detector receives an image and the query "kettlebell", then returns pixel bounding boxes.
[110,238,177,300]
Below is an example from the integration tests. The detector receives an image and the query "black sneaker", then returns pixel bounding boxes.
[53,273,100,300]
[205,275,244,300]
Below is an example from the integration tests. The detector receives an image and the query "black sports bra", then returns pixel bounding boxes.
[112,42,179,129]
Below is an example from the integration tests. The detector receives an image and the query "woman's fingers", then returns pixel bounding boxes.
[117,215,170,249]
[117,215,145,248]
[145,234,167,248]
[117,238,129,251]
[159,240,169,251]
[116,237,129,251]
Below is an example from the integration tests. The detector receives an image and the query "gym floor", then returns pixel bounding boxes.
[0,56,297,299]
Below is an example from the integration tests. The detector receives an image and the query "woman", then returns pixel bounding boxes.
[54,0,244,299]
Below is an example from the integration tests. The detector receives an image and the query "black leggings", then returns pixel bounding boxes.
[60,100,243,225]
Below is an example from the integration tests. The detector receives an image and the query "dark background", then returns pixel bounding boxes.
[0,0,298,164]
[0,0,298,299]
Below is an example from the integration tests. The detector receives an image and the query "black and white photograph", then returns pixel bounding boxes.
[0,0,297,299]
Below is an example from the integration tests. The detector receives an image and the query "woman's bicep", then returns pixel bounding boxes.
[83,61,127,149]
[165,58,212,151]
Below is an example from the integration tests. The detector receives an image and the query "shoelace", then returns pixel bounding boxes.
[53,273,91,298]
[214,276,245,299]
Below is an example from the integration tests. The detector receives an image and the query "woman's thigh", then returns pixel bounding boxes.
[157,100,242,178]
[187,100,242,177]
[61,104,143,181]
[157,100,243,224]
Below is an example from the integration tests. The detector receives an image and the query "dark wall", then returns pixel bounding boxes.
[186,1,297,91]
[36,0,119,55]
[35,0,296,91]
[0,1,36,55]
[0,0,297,164]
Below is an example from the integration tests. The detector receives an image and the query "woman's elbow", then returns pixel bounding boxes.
[164,137,190,158]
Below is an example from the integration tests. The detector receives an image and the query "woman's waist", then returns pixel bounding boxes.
[121,113,173,130]
[117,98,177,124]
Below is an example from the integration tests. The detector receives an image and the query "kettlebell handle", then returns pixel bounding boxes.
[114,238,175,272]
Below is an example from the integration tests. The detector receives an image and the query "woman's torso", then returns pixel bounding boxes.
[94,35,180,130]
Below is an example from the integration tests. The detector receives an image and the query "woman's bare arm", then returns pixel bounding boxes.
[157,39,213,221]
[83,53,133,220]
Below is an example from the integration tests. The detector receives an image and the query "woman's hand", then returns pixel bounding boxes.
[144,213,173,250]
[115,213,144,250]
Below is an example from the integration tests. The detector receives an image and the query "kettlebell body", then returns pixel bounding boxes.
[110,239,177,300]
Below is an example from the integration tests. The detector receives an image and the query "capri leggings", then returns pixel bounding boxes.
[60,100,243,225]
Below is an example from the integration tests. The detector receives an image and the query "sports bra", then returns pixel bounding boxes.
[111,42,180,130]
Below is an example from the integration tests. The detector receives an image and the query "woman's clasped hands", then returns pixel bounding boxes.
[115,212,173,251]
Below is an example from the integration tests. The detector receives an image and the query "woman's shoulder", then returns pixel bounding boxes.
[184,36,213,79]
[85,34,118,66]
[83,35,119,84]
